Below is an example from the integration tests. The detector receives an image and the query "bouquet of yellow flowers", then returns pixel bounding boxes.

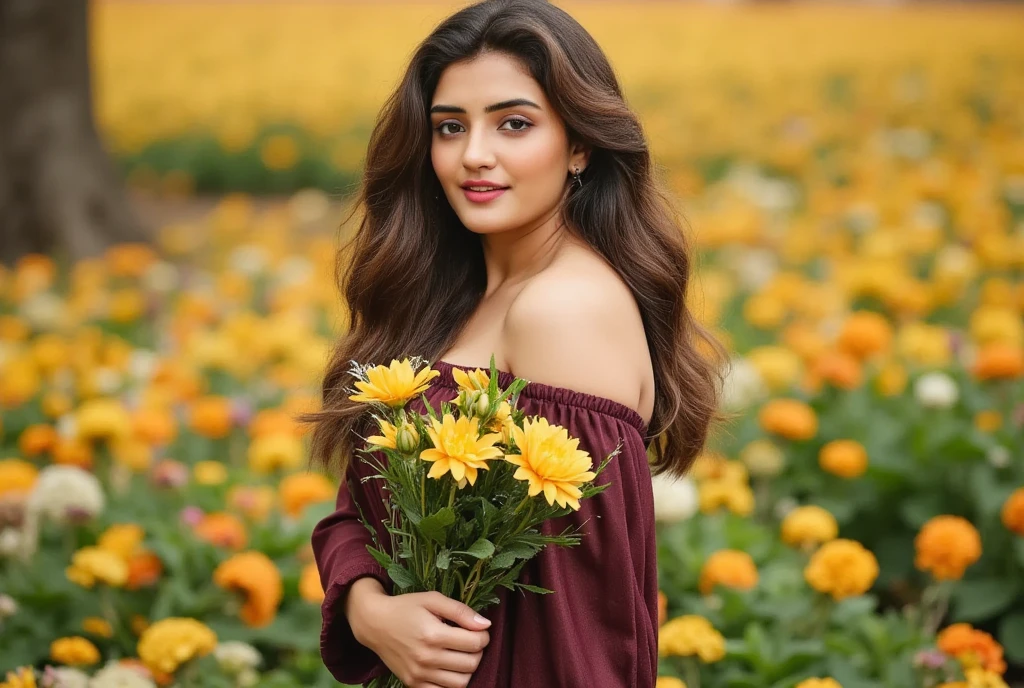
[346,356,621,688]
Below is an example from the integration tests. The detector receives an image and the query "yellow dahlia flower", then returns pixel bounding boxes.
[137,617,217,675]
[97,523,145,561]
[367,419,419,453]
[659,615,725,662]
[0,667,36,688]
[49,636,100,666]
[66,547,129,588]
[781,505,839,549]
[505,416,596,511]
[420,414,502,488]
[452,366,490,392]
[349,358,440,408]
[656,679,687,688]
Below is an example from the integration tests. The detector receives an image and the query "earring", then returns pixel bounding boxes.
[572,165,583,189]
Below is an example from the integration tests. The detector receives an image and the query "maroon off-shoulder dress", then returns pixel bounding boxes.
[311,360,659,687]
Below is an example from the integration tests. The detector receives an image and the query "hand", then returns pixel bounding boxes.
[348,582,491,688]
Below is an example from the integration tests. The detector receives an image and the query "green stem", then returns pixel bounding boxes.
[447,484,457,508]
[462,560,485,607]
[683,657,701,688]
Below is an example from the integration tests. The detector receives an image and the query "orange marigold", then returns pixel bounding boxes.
[213,551,283,627]
[193,512,248,550]
[127,552,164,589]
[758,399,818,441]
[810,350,863,391]
[1001,488,1024,536]
[972,343,1024,381]
[937,623,1007,674]
[18,424,58,457]
[838,310,894,360]
[804,539,878,600]
[278,472,335,518]
[698,550,759,595]
[818,440,868,479]
[914,515,982,581]
[187,396,233,439]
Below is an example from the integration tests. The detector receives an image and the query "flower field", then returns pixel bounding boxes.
[0,1,1023,686]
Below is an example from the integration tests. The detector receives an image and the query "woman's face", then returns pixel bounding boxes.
[430,51,585,236]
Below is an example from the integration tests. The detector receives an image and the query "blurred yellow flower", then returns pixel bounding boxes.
[66,547,129,589]
[972,343,1024,381]
[838,311,893,360]
[137,617,217,675]
[193,460,229,486]
[698,550,759,595]
[781,505,839,549]
[915,515,982,581]
[248,432,304,474]
[659,615,725,662]
[260,134,300,171]
[656,679,687,688]
[0,459,39,498]
[699,480,755,517]
[76,398,133,442]
[0,667,36,688]
[187,396,234,439]
[969,306,1023,347]
[746,346,803,392]
[973,410,1002,432]
[505,416,595,510]
[804,539,879,600]
[82,617,114,638]
[49,636,100,666]
[738,439,785,478]
[213,551,283,628]
[98,523,145,561]
[795,680,842,688]
[349,358,440,408]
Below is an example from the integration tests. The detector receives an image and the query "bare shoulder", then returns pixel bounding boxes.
[501,247,651,413]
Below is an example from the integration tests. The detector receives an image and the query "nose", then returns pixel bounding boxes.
[461,127,496,170]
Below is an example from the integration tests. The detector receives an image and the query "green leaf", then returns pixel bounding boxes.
[417,507,456,544]
[899,494,944,529]
[491,551,516,568]
[461,538,495,559]
[514,583,554,595]
[998,611,1024,664]
[387,564,415,590]
[436,550,451,570]
[952,578,1019,622]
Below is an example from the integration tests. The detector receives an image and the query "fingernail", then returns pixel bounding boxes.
[474,614,491,626]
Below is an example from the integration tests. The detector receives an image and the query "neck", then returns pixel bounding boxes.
[479,206,574,296]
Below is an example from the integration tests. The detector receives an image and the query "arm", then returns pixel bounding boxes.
[311,470,392,684]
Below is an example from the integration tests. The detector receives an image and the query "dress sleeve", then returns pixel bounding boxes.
[311,447,392,685]
[506,394,660,687]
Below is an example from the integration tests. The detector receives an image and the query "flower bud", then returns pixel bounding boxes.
[475,392,490,417]
[396,423,420,453]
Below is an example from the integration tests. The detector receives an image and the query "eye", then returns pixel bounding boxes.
[435,121,464,136]
[500,117,533,133]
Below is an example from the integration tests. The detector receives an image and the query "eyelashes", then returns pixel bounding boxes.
[434,117,534,137]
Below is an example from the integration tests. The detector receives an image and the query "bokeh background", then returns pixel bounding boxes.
[1,0,1023,686]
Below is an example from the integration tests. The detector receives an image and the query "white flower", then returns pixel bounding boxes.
[0,593,17,618]
[26,465,105,525]
[89,662,157,688]
[720,357,768,411]
[723,246,778,291]
[740,439,786,478]
[0,528,24,558]
[237,669,259,687]
[214,641,262,675]
[56,414,78,440]
[46,667,90,688]
[913,372,959,410]
[288,188,331,224]
[19,291,67,331]
[987,446,1011,469]
[275,256,313,287]
[128,350,159,383]
[650,473,698,523]
[94,367,123,395]
[141,261,180,294]
[228,245,269,276]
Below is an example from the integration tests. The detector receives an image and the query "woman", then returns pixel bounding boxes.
[306,1,728,686]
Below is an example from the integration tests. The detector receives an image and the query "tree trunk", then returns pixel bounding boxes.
[0,0,149,266]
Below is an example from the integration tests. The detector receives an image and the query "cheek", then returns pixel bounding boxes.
[507,134,568,186]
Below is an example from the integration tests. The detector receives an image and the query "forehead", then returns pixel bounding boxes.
[432,52,548,108]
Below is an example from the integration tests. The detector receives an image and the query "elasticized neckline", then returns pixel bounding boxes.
[433,360,650,440]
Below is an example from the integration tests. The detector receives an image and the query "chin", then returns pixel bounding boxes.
[457,213,519,236]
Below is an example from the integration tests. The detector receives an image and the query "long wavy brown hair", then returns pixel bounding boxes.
[303,0,730,480]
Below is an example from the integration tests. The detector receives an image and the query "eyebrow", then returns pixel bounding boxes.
[429,98,542,115]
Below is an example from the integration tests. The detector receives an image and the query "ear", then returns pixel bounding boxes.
[568,142,591,173]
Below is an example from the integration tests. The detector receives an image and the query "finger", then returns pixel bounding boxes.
[432,649,484,674]
[431,625,489,653]
[422,592,492,630]
[422,668,474,688]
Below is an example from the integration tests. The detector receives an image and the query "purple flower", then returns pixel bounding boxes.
[913,649,947,669]
[230,397,254,427]
[179,506,205,527]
